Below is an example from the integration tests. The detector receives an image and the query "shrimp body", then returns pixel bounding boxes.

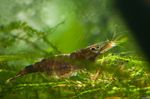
[7,40,116,82]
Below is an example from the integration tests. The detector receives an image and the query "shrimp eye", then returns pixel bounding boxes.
[89,47,99,53]
[90,47,97,51]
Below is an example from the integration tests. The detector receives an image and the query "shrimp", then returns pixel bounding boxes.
[6,40,116,83]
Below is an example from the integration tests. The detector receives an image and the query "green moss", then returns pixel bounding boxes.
[0,1,149,98]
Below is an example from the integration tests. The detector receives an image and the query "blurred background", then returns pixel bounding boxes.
[0,0,149,99]
[0,0,134,54]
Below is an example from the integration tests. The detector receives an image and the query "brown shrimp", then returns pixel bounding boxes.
[6,40,116,83]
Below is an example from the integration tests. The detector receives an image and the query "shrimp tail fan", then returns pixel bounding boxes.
[6,65,36,83]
